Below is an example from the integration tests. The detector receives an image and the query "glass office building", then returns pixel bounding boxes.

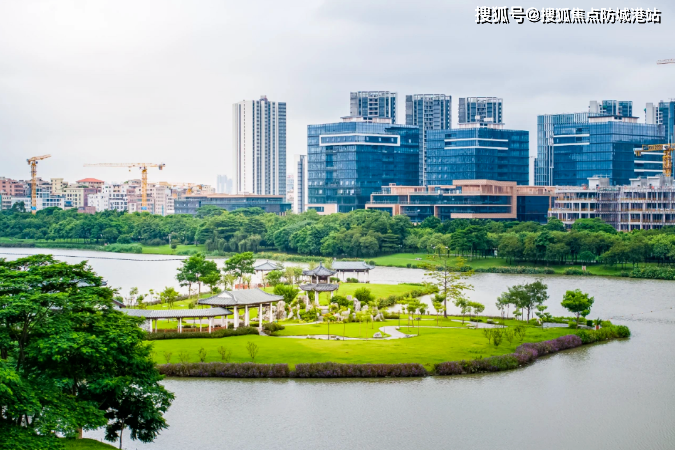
[550,116,664,186]
[659,100,675,144]
[307,121,419,212]
[425,127,529,185]
[405,94,452,185]
[535,112,590,186]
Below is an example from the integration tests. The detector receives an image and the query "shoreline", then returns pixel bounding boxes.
[1,242,672,280]
[155,333,625,379]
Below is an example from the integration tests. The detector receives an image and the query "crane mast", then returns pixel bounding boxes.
[26,154,51,214]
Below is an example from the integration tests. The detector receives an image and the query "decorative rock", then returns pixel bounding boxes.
[373,332,382,338]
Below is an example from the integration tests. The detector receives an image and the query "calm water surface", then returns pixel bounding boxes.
[1,248,673,449]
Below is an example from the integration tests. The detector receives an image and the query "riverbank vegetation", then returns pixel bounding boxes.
[0,206,673,279]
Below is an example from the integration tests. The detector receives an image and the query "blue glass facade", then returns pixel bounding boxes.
[551,119,664,186]
[535,112,590,186]
[307,122,419,212]
[425,128,529,185]
[659,100,675,144]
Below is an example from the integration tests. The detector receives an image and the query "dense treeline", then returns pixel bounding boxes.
[0,205,673,267]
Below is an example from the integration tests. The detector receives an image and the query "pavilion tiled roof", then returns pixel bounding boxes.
[122,307,231,319]
[299,283,339,292]
[254,260,283,271]
[302,262,336,277]
[332,261,375,271]
[198,289,283,307]
[77,178,104,183]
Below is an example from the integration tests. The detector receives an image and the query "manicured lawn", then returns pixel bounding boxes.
[264,282,429,305]
[149,320,573,369]
[62,438,117,449]
[274,318,467,339]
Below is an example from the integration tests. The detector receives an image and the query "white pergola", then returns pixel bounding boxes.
[198,288,284,332]
[123,307,232,333]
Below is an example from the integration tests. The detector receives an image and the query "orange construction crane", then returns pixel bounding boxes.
[27,154,51,214]
[634,144,674,177]
[84,162,165,211]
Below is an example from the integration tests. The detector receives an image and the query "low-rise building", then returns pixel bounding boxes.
[174,194,292,215]
[365,180,555,223]
[548,175,675,231]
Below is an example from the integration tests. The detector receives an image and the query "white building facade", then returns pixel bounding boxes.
[232,96,286,196]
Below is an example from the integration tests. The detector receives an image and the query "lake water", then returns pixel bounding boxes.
[1,248,674,449]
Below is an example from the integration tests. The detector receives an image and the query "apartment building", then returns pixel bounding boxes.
[548,175,675,231]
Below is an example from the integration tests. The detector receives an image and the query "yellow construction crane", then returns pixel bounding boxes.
[634,144,674,177]
[84,162,165,211]
[27,154,51,214]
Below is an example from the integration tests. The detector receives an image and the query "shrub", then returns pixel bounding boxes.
[332,295,351,308]
[406,263,412,268]
[345,277,359,283]
[116,234,133,244]
[262,322,285,335]
[104,243,142,253]
[198,347,207,362]
[630,267,675,280]
[144,326,258,340]
[615,325,631,338]
[586,319,593,327]
[568,321,578,329]
[300,307,319,322]
[0,424,64,450]
[217,346,232,362]
[171,243,178,249]
[157,362,289,377]
[354,287,375,304]
[293,362,427,378]
[143,238,166,246]
[383,312,400,319]
[329,277,340,282]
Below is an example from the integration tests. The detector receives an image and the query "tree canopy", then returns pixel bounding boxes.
[0,255,173,445]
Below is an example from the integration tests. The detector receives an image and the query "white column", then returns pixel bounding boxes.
[209,317,213,333]
[234,306,239,328]
[314,290,318,304]
[258,304,263,331]
[245,305,249,326]
[331,290,334,299]
[269,303,274,323]
[178,318,182,333]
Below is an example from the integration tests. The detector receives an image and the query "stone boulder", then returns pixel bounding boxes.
[373,332,382,338]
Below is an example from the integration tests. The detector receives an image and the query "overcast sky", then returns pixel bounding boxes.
[0,0,674,185]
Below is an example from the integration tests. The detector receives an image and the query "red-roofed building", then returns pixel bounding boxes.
[76,178,105,189]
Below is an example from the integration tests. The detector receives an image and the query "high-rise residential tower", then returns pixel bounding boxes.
[216,175,234,194]
[295,154,308,214]
[349,91,397,123]
[232,96,286,195]
[458,97,503,126]
[590,100,633,117]
[405,94,452,184]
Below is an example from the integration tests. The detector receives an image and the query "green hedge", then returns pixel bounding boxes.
[144,326,259,340]
[103,243,143,253]
[474,266,556,274]
[575,325,630,344]
[630,266,675,280]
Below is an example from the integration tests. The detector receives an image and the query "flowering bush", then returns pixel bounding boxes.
[293,362,428,378]
[157,362,290,378]
[435,334,583,376]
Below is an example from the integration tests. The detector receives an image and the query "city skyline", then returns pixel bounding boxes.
[0,0,673,185]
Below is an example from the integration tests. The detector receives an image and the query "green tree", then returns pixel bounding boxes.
[265,270,284,287]
[273,284,300,303]
[159,286,179,308]
[353,287,375,305]
[561,289,594,322]
[422,255,474,318]
[0,255,173,445]
[223,252,255,285]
